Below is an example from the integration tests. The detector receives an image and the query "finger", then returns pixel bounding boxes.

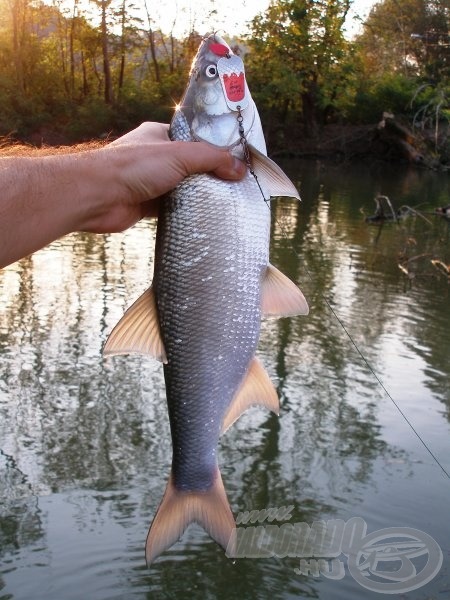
[212,156,247,180]
[137,122,170,142]
[172,141,246,181]
[140,197,161,219]
[110,122,170,147]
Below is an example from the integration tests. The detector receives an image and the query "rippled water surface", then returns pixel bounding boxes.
[1,160,449,599]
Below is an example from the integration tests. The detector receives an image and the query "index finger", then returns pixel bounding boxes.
[110,122,170,147]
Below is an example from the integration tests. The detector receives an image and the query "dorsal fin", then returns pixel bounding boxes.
[103,286,167,363]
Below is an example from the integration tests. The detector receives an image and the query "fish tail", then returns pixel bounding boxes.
[145,467,235,565]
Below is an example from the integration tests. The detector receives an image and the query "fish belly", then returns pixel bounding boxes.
[153,172,270,491]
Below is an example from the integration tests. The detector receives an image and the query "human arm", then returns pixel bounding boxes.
[0,122,246,268]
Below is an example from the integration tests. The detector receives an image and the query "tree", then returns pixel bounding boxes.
[113,0,143,99]
[99,0,112,103]
[356,0,449,81]
[0,1,72,121]
[245,0,352,139]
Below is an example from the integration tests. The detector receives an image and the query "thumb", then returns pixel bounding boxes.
[172,141,247,181]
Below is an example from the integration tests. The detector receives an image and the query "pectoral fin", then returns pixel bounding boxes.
[103,286,167,363]
[262,264,309,317]
[221,357,279,433]
[248,144,300,200]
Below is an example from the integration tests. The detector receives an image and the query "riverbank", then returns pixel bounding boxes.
[270,118,449,170]
[2,118,448,170]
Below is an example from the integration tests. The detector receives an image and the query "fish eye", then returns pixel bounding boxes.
[205,64,218,78]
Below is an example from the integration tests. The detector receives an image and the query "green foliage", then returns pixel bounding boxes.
[245,0,354,138]
[411,82,450,152]
[351,0,449,136]
[67,99,114,140]
[0,0,192,141]
[355,0,449,82]
[0,0,447,159]
[350,74,417,123]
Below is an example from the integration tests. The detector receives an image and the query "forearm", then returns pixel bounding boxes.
[0,150,116,269]
[0,122,245,269]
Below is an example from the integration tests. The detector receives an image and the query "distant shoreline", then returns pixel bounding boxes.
[2,121,448,170]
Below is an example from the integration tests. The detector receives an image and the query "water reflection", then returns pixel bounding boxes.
[0,162,449,599]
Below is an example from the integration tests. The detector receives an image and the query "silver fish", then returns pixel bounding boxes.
[104,33,309,564]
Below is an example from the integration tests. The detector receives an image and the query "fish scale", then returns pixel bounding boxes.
[103,32,308,564]
[154,170,270,491]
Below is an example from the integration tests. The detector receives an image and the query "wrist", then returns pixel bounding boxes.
[68,147,121,232]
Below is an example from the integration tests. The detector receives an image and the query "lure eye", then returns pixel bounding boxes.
[205,64,218,78]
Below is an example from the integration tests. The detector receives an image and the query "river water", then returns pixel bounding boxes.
[1,160,449,599]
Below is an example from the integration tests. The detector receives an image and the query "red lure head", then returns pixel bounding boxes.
[209,42,230,57]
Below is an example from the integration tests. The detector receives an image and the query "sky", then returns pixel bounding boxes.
[145,0,378,39]
[60,0,378,40]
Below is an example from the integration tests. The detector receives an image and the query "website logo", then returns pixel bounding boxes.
[347,526,443,593]
[226,514,443,594]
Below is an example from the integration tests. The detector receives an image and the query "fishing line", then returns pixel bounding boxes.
[248,157,450,481]
[234,101,449,478]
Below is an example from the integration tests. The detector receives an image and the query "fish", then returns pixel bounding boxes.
[103,33,309,564]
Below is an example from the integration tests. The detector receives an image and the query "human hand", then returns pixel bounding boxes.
[81,122,247,233]
[0,122,246,268]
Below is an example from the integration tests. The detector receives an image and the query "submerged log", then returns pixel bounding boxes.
[365,195,398,223]
[435,205,450,219]
[375,114,425,164]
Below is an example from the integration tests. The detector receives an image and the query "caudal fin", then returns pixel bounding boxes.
[145,467,235,565]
